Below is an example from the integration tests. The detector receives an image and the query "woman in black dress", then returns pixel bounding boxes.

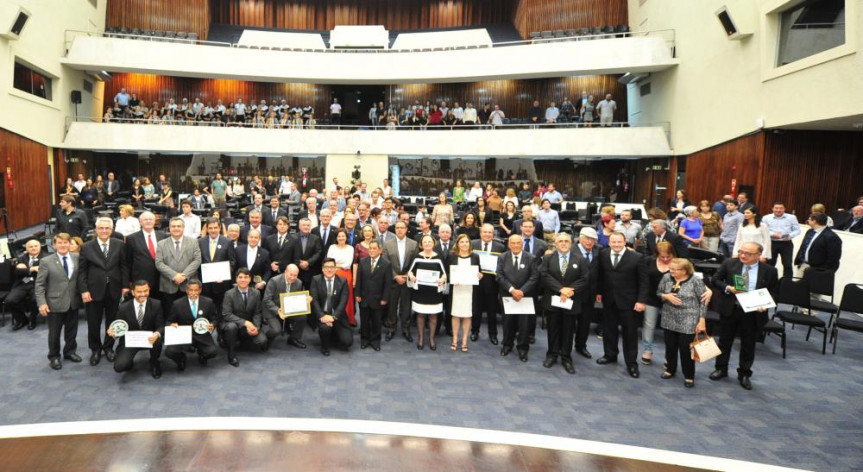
[407,234,447,351]
[499,201,519,238]
[457,212,480,241]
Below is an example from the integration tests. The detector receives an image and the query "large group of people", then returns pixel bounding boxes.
[104,88,620,129]
[11,171,856,391]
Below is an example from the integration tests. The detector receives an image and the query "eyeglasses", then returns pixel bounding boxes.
[737,250,759,256]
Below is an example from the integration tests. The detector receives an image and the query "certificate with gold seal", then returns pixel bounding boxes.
[280,291,311,318]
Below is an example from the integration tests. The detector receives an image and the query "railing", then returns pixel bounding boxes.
[64,28,676,56]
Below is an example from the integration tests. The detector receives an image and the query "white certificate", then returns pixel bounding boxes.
[476,251,499,273]
[502,296,535,315]
[164,325,192,345]
[125,330,154,348]
[416,269,440,286]
[735,288,777,313]
[201,261,232,283]
[450,264,480,285]
[281,291,311,318]
[551,295,575,310]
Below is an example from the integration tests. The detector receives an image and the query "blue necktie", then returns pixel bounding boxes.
[192,301,197,319]
[62,256,69,278]
[524,238,531,254]
[799,230,816,263]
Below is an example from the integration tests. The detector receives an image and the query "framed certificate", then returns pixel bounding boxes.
[476,251,500,274]
[280,291,311,318]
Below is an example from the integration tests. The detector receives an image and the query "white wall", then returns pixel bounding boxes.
[325,154,389,197]
[62,35,677,84]
[62,122,673,157]
[0,0,105,146]
[627,0,862,154]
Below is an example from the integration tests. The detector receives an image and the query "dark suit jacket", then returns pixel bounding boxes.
[794,227,842,271]
[343,227,361,246]
[575,243,601,297]
[521,236,548,262]
[311,224,338,254]
[244,205,267,223]
[355,255,392,308]
[221,286,263,328]
[473,208,494,225]
[77,238,129,301]
[471,239,505,257]
[262,275,304,320]
[116,298,164,347]
[198,235,236,294]
[240,224,273,244]
[434,239,455,260]
[710,259,779,317]
[540,250,590,314]
[513,219,544,236]
[310,274,349,322]
[598,248,648,310]
[168,296,218,337]
[126,230,168,292]
[234,244,272,282]
[496,251,539,297]
[263,232,294,273]
[645,230,689,258]
[290,232,323,276]
[262,207,287,227]
[844,217,863,234]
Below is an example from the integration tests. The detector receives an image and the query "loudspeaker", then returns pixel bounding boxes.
[0,4,30,40]
[71,90,82,104]
[715,6,751,40]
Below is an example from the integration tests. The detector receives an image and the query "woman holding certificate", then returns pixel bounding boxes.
[407,235,447,351]
[327,229,356,326]
[657,258,710,388]
[447,234,482,352]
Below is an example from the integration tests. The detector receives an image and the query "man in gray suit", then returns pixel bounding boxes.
[35,233,81,370]
[263,264,310,349]
[383,220,417,342]
[155,217,202,307]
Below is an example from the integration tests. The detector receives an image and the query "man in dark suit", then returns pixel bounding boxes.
[199,217,236,310]
[413,217,436,245]
[470,224,506,345]
[645,219,689,258]
[263,216,293,276]
[540,233,590,374]
[497,235,539,362]
[596,232,648,378]
[512,205,544,236]
[220,268,268,366]
[107,280,164,379]
[291,217,323,289]
[263,263,309,348]
[78,217,129,366]
[240,210,273,243]
[298,197,321,227]
[8,239,42,331]
[235,228,271,292]
[840,206,863,234]
[165,279,218,370]
[311,209,338,255]
[126,211,169,302]
[574,227,601,359]
[310,258,352,356]
[383,220,417,342]
[244,194,266,224]
[519,219,548,344]
[355,240,391,351]
[736,192,755,213]
[710,241,779,390]
[376,217,395,243]
[262,195,287,228]
[35,233,81,371]
[794,212,843,275]
[433,224,454,335]
[342,213,361,246]
[105,172,120,201]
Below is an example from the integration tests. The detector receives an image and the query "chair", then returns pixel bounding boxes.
[830,284,863,354]
[603,25,615,35]
[529,31,541,41]
[553,30,565,38]
[760,319,787,358]
[540,30,553,41]
[773,278,831,355]
[564,29,577,37]
[591,27,602,36]
[0,260,13,327]
[803,267,839,316]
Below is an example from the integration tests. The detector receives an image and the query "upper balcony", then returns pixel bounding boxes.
[60,29,677,84]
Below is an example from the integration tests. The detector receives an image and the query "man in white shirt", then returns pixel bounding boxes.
[489,104,506,127]
[463,102,478,126]
[73,173,87,192]
[329,98,342,125]
[545,101,560,123]
[452,102,465,123]
[179,200,201,239]
[597,93,617,127]
[234,98,247,124]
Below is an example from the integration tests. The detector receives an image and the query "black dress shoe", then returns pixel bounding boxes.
[288,338,306,349]
[321,348,331,356]
[89,351,101,366]
[228,357,240,367]
[529,335,536,344]
[372,345,381,351]
[417,343,424,350]
[151,364,162,379]
[50,358,62,370]
[64,353,83,363]
[12,322,24,331]
[489,336,499,346]
[628,365,640,378]
[177,356,186,372]
[404,333,413,343]
[542,356,557,368]
[104,348,116,362]
[562,359,576,374]
[360,343,369,349]
[739,375,752,390]
[198,356,207,366]
[575,348,592,359]
[501,346,513,357]
[385,331,394,342]
[518,351,528,362]
[27,320,37,330]
[596,356,616,365]
[709,369,728,381]
[470,333,479,342]
[430,342,437,351]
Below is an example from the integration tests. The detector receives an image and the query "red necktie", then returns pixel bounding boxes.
[147,234,156,259]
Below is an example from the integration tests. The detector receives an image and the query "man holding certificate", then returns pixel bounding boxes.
[108,280,165,379]
[540,233,589,374]
[470,224,505,345]
[497,235,539,362]
[355,241,391,351]
[709,241,779,390]
[166,279,217,370]
[263,264,309,349]
[198,217,235,310]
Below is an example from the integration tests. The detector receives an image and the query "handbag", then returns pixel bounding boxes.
[690,331,722,363]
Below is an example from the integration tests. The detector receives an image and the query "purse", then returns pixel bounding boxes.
[690,331,722,363]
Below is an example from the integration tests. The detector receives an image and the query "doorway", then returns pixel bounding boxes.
[330,85,387,126]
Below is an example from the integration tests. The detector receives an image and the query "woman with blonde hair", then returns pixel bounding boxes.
[115,204,141,237]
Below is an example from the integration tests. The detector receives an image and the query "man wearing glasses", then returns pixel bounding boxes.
[310,258,352,356]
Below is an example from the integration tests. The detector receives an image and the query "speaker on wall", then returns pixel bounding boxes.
[715,6,751,40]
[71,90,82,104]
[0,4,30,40]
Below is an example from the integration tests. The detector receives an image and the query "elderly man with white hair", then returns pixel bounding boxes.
[840,205,863,234]
[126,211,169,301]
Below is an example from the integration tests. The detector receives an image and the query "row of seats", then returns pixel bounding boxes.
[234,44,491,53]
[529,25,630,42]
[105,26,199,42]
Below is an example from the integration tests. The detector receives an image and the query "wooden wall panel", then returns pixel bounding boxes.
[534,159,638,202]
[0,128,52,233]
[391,76,627,120]
[514,0,628,39]
[209,0,517,31]
[683,132,764,211]
[107,0,210,39]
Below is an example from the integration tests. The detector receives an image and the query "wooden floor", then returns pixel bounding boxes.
[0,430,716,471]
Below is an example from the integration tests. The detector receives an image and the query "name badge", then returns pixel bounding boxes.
[572,263,578,269]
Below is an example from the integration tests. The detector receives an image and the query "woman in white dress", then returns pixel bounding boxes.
[732,207,771,262]
[446,234,482,352]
